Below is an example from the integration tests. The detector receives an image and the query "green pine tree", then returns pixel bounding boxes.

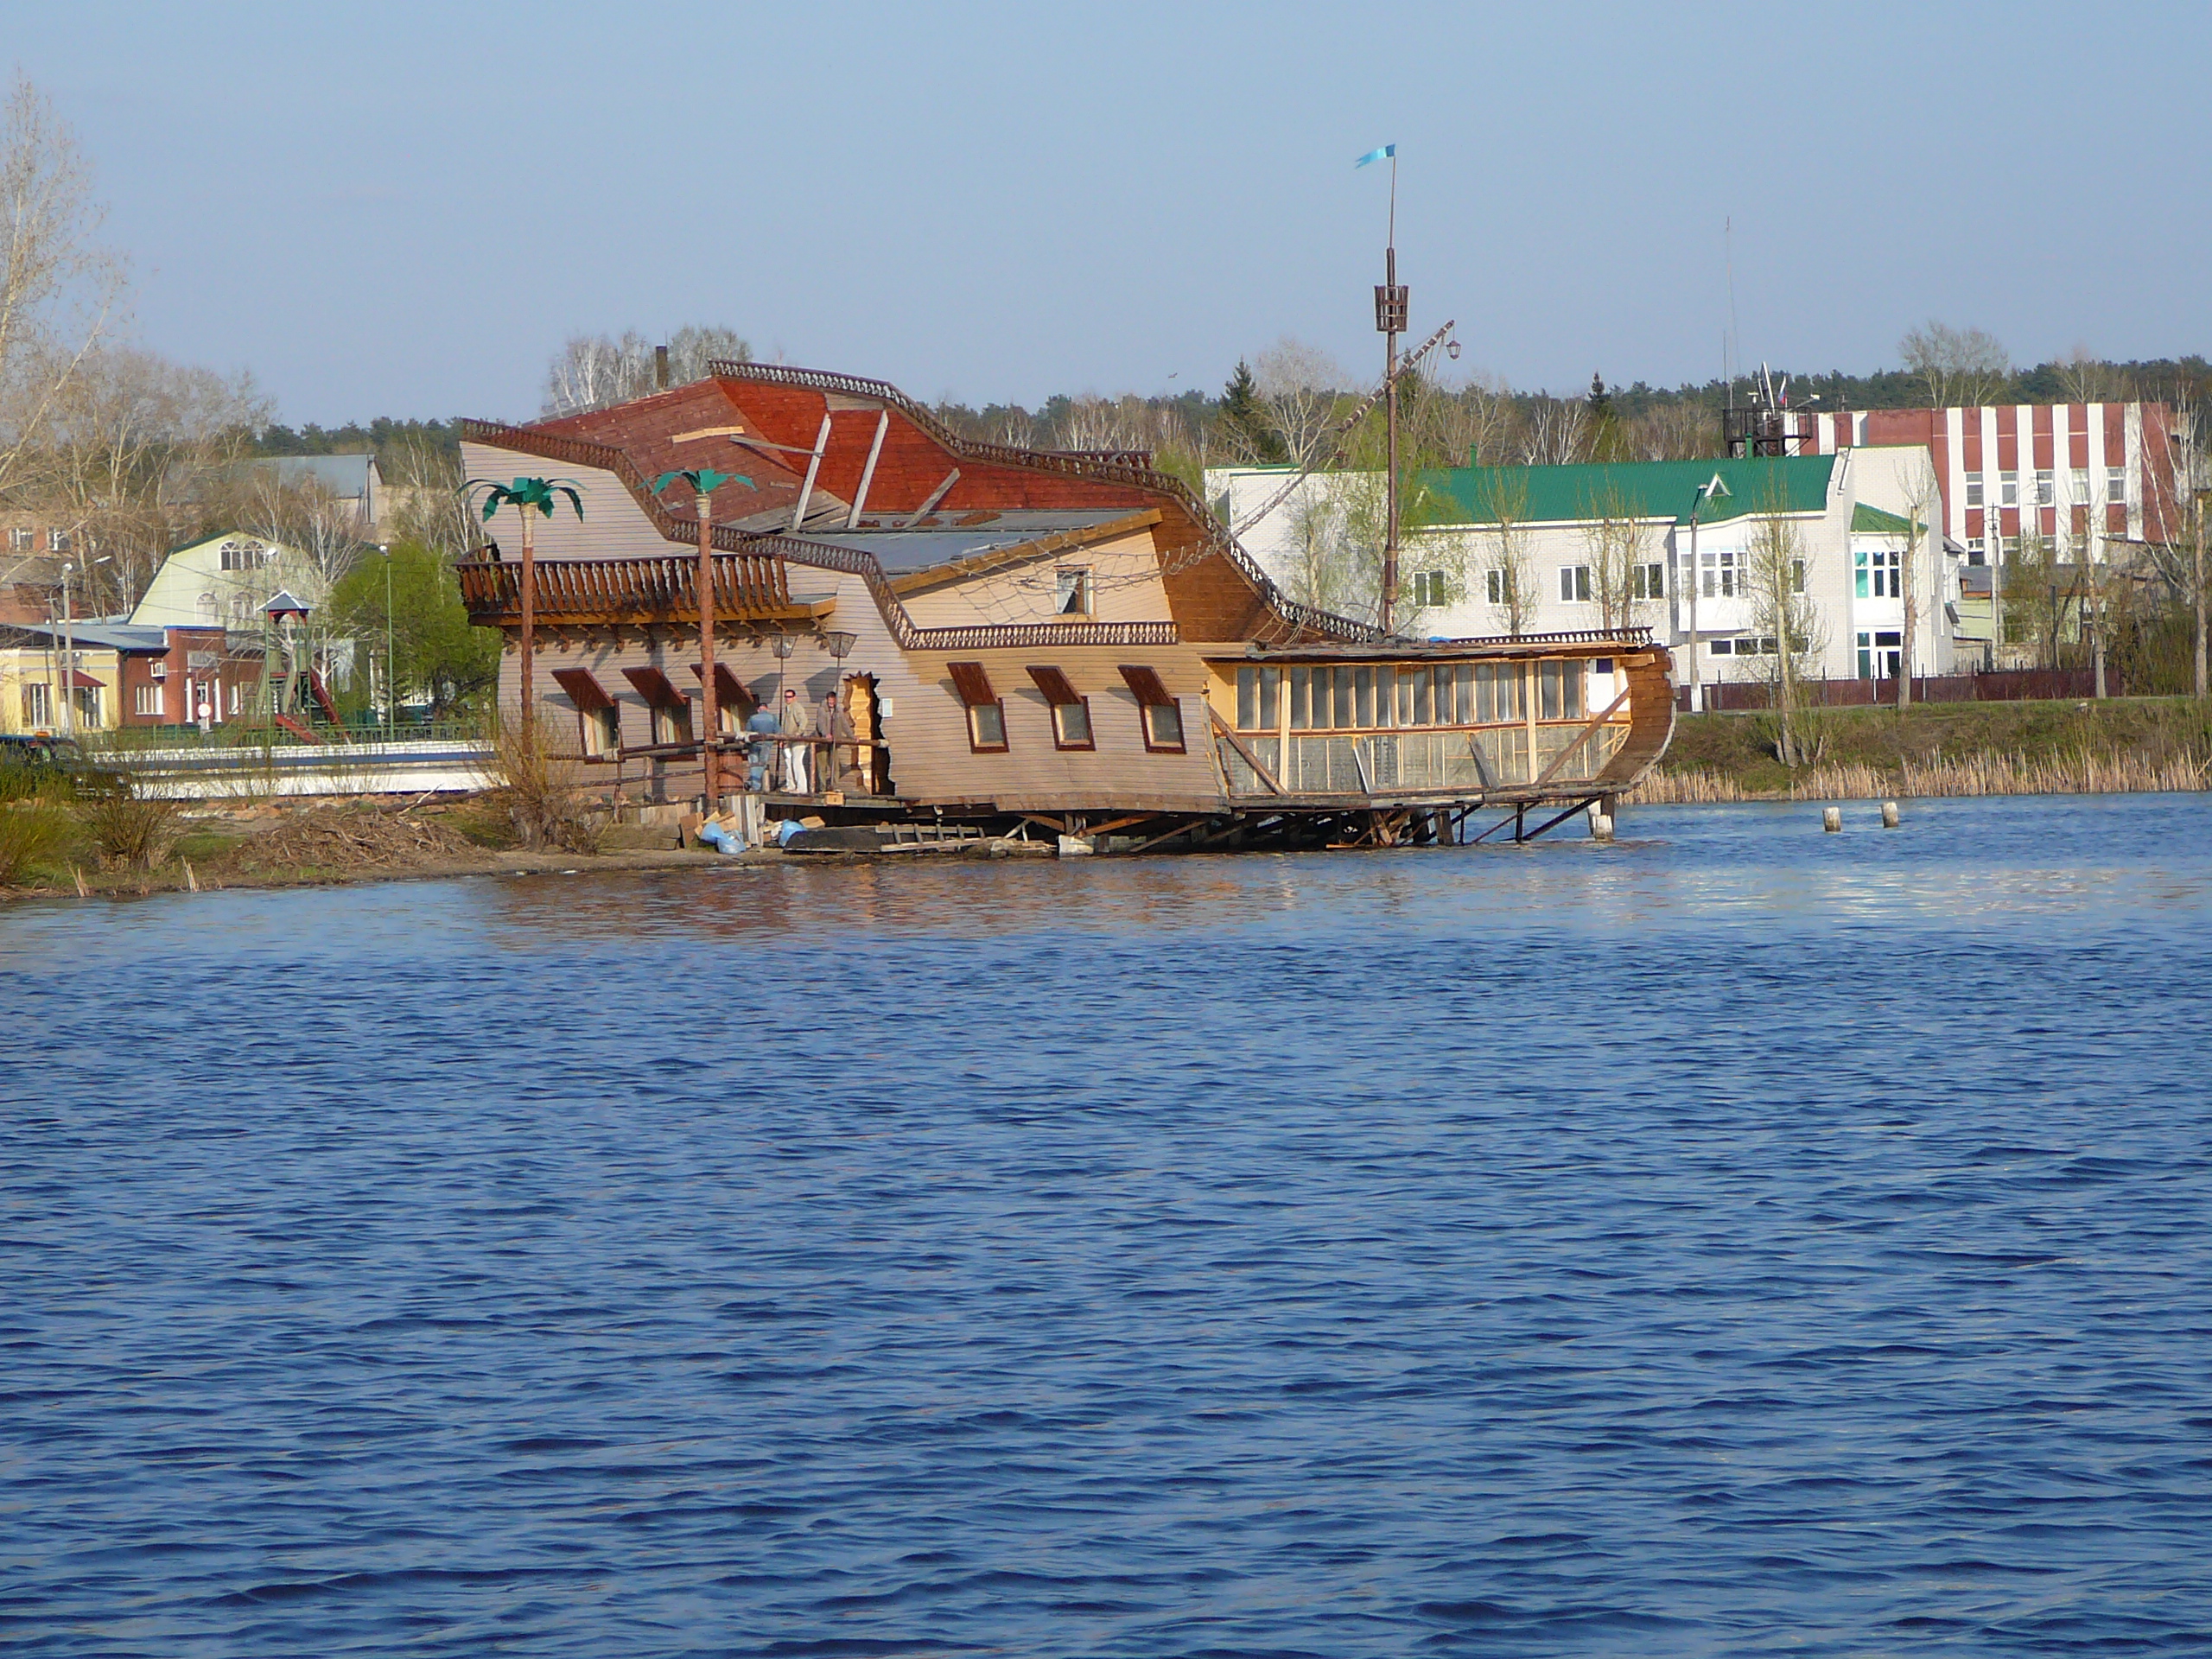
[1219,359,1289,464]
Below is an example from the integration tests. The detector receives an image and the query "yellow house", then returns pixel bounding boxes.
[0,629,121,735]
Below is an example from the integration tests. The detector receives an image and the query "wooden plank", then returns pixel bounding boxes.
[1528,687,1632,792]
[1207,707,1282,795]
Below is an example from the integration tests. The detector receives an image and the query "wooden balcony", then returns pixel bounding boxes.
[456,553,832,629]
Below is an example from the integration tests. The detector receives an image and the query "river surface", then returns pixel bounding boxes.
[5,794,2212,1656]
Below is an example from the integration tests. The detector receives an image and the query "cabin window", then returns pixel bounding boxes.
[1558,564,1592,603]
[1537,659,1585,721]
[1395,665,1438,727]
[1121,665,1186,753]
[968,702,1007,749]
[1026,666,1093,751]
[1235,665,1281,733]
[1473,661,1522,723]
[650,699,692,747]
[947,661,1007,753]
[1052,701,1092,747]
[582,705,620,756]
[554,667,622,759]
[1055,567,1091,616]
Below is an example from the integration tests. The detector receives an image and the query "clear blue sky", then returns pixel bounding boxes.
[10,1,2209,425]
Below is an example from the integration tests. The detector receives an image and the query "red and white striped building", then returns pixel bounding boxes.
[1767,403,2177,563]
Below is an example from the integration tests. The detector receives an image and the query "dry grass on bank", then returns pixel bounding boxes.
[1625,748,2211,804]
[229,805,484,874]
[487,712,604,853]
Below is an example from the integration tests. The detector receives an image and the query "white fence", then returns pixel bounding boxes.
[105,739,495,800]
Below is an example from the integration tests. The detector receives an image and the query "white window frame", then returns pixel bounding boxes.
[1999,470,2018,507]
[2107,469,2127,505]
[2035,468,2054,507]
[1558,564,1591,603]
[1965,472,1985,508]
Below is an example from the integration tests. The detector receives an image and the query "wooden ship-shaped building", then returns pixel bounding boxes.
[459,361,1677,848]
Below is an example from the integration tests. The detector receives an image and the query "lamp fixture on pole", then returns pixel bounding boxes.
[1360,143,1408,632]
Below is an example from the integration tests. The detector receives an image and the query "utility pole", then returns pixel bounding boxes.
[695,485,721,806]
[1681,476,1729,715]
[59,561,75,737]
[1368,145,1408,632]
[381,543,395,737]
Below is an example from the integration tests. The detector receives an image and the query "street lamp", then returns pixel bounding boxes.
[56,555,111,737]
[378,543,394,738]
[1684,476,1729,715]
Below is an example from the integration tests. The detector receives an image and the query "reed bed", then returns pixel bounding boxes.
[1624,749,2210,805]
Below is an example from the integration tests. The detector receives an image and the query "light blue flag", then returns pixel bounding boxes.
[1355,144,1395,168]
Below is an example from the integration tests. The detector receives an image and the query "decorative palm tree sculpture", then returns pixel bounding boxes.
[463,476,583,725]
[651,468,753,802]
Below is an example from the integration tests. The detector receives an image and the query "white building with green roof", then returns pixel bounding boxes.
[1208,445,1958,693]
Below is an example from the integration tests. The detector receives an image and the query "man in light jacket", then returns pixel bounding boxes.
[778,686,811,794]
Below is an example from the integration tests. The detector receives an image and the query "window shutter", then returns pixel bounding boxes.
[946,661,995,707]
[551,667,616,712]
[620,666,690,710]
[691,662,754,717]
[1026,665,1081,706]
[1117,664,1173,707]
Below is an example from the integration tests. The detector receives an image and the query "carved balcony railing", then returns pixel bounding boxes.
[456,553,815,628]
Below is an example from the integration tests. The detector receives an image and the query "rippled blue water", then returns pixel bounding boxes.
[6,794,2212,1656]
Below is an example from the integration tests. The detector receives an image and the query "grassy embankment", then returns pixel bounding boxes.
[0,793,735,899]
[1630,696,2212,803]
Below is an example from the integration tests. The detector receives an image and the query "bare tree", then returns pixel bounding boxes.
[2143,387,2209,696]
[2055,344,2122,405]
[0,75,124,515]
[1744,507,1824,765]
[1895,454,1942,707]
[380,430,476,561]
[1898,320,2010,409]
[1624,401,1719,461]
[1252,336,1348,470]
[1580,483,1653,632]
[2005,512,2068,671]
[40,346,264,612]
[541,323,752,416]
[1476,470,1535,637]
[1518,395,1589,465]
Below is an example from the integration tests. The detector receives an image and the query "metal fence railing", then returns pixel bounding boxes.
[1677,671,2113,712]
[80,719,487,755]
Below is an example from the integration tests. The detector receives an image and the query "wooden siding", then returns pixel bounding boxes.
[899,530,1170,629]
[459,444,671,561]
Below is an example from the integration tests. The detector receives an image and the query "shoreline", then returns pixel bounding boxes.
[7,786,2206,903]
